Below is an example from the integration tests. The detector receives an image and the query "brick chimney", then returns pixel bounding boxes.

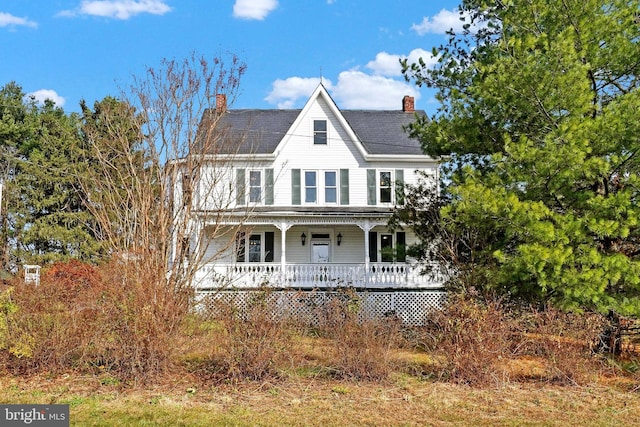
[216,93,227,113]
[402,95,414,112]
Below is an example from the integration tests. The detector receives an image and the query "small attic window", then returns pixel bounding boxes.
[313,120,327,145]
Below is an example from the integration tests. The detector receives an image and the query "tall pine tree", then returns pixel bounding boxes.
[400,0,640,314]
[0,82,102,266]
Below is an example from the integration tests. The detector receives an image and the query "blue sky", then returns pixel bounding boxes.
[1,0,464,115]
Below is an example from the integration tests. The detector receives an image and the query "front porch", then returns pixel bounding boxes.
[193,262,446,290]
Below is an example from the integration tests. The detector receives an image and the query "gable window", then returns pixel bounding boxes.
[313,120,327,145]
[305,171,317,203]
[379,171,392,203]
[249,170,262,203]
[324,171,337,203]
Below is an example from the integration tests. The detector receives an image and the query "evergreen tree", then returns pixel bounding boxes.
[399,0,640,314]
[0,82,102,266]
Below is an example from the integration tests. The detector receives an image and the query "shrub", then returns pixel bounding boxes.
[203,289,295,382]
[421,294,606,386]
[422,294,516,386]
[314,290,403,381]
[515,307,605,384]
[0,259,190,383]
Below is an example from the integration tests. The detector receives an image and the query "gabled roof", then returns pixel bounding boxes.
[199,85,427,157]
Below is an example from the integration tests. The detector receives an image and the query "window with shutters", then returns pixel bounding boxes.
[237,168,274,205]
[368,170,403,205]
[379,171,392,203]
[249,170,262,203]
[235,231,275,263]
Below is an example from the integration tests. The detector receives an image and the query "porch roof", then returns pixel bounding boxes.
[237,206,393,214]
[196,206,395,227]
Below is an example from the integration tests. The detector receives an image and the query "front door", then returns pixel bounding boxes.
[310,233,331,263]
[312,241,330,263]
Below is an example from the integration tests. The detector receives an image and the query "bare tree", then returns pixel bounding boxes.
[79,52,249,304]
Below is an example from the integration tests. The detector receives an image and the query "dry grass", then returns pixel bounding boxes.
[1,368,640,426]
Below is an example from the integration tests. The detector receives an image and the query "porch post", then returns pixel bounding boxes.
[363,220,371,286]
[278,221,292,286]
[363,220,370,269]
[191,218,202,262]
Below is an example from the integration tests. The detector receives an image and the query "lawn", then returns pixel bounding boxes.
[2,363,639,426]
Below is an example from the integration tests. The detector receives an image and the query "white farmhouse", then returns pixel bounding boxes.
[179,84,445,320]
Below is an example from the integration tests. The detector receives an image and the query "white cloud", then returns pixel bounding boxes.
[60,0,172,20]
[0,12,37,28]
[265,77,330,109]
[28,90,66,107]
[366,49,437,77]
[332,70,419,110]
[412,8,467,35]
[233,0,278,20]
[366,52,403,76]
[265,71,418,110]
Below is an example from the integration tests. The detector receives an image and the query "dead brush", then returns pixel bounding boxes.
[0,259,190,384]
[422,294,608,386]
[422,294,517,386]
[314,290,404,381]
[202,289,297,383]
[515,307,606,385]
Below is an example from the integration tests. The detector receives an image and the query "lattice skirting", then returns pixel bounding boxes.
[195,289,446,326]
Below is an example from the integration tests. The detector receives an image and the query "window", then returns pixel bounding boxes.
[249,170,262,203]
[248,234,262,262]
[313,120,327,145]
[305,171,317,203]
[236,232,274,263]
[235,232,246,262]
[181,174,192,206]
[381,234,393,262]
[324,171,337,203]
[379,171,392,203]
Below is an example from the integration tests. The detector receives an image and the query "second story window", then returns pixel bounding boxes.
[324,171,337,203]
[313,120,327,145]
[379,171,392,203]
[305,171,317,203]
[249,170,262,203]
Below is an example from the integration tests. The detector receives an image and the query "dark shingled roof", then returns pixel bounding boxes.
[200,108,426,156]
[342,110,425,155]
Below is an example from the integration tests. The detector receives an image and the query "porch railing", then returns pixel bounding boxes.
[193,262,446,290]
